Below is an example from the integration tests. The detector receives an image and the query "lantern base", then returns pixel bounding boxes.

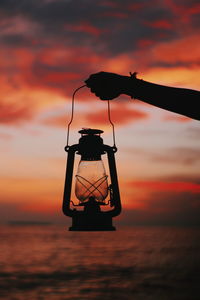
[68,213,116,231]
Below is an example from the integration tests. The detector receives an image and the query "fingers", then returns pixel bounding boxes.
[85,86,116,100]
[91,87,97,93]
[85,78,92,87]
[85,71,116,87]
[84,71,121,100]
[85,72,102,87]
[89,87,116,100]
[92,91,110,100]
[96,91,120,100]
[85,78,98,88]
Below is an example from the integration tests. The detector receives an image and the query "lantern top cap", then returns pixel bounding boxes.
[78,128,104,135]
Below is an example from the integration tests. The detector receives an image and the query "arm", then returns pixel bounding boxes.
[85,72,200,121]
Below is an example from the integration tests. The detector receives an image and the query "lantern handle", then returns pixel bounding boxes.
[66,85,86,147]
[66,85,116,148]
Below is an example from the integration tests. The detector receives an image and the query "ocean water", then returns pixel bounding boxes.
[0,225,200,300]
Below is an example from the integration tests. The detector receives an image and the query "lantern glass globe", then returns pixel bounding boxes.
[75,159,108,202]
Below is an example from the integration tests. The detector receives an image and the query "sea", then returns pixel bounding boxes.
[0,224,200,300]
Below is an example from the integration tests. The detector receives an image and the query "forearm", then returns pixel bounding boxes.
[125,78,200,121]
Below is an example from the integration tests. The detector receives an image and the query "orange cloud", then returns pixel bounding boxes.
[128,180,200,194]
[0,102,33,125]
[41,72,80,85]
[143,67,200,90]
[43,114,75,128]
[163,115,192,122]
[37,46,101,68]
[85,105,148,126]
[151,34,200,64]
[43,104,148,128]
[0,176,62,207]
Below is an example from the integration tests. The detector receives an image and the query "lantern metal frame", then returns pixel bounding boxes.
[62,86,121,231]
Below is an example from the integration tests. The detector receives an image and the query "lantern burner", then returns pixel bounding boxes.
[75,173,108,201]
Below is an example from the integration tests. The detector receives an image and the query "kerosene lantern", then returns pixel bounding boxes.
[62,86,121,231]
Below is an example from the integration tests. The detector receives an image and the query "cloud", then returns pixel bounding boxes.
[128,180,200,194]
[0,0,179,56]
[0,102,33,125]
[0,202,65,223]
[150,147,200,165]
[64,22,104,37]
[85,104,148,126]
[185,127,200,139]
[163,115,192,122]
[128,146,200,166]
[42,103,148,128]
[165,0,200,23]
[120,175,200,225]
[43,114,73,128]
[162,174,200,184]
[142,67,200,90]
[151,34,200,66]
[101,11,129,19]
[144,19,173,30]
[0,0,199,228]
[0,1,196,45]
[120,190,200,226]
[0,0,199,126]
[0,132,12,139]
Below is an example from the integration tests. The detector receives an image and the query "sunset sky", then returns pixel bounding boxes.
[1,0,200,225]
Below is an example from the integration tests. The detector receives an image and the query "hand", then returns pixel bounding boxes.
[85,71,130,100]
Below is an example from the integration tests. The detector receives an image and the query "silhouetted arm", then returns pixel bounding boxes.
[85,72,200,121]
[126,77,200,120]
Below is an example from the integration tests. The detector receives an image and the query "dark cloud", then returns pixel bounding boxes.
[191,13,200,28]
[0,0,181,55]
[120,195,200,226]
[0,34,31,47]
[147,191,200,226]
[121,179,200,226]
[174,0,200,6]
[162,174,200,185]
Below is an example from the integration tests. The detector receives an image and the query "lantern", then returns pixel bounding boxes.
[63,128,121,231]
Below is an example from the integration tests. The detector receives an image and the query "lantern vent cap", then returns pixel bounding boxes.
[79,128,104,135]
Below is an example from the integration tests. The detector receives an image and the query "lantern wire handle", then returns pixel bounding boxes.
[66,85,86,147]
[66,85,116,148]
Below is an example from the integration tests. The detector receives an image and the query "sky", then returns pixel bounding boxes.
[0,0,200,226]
